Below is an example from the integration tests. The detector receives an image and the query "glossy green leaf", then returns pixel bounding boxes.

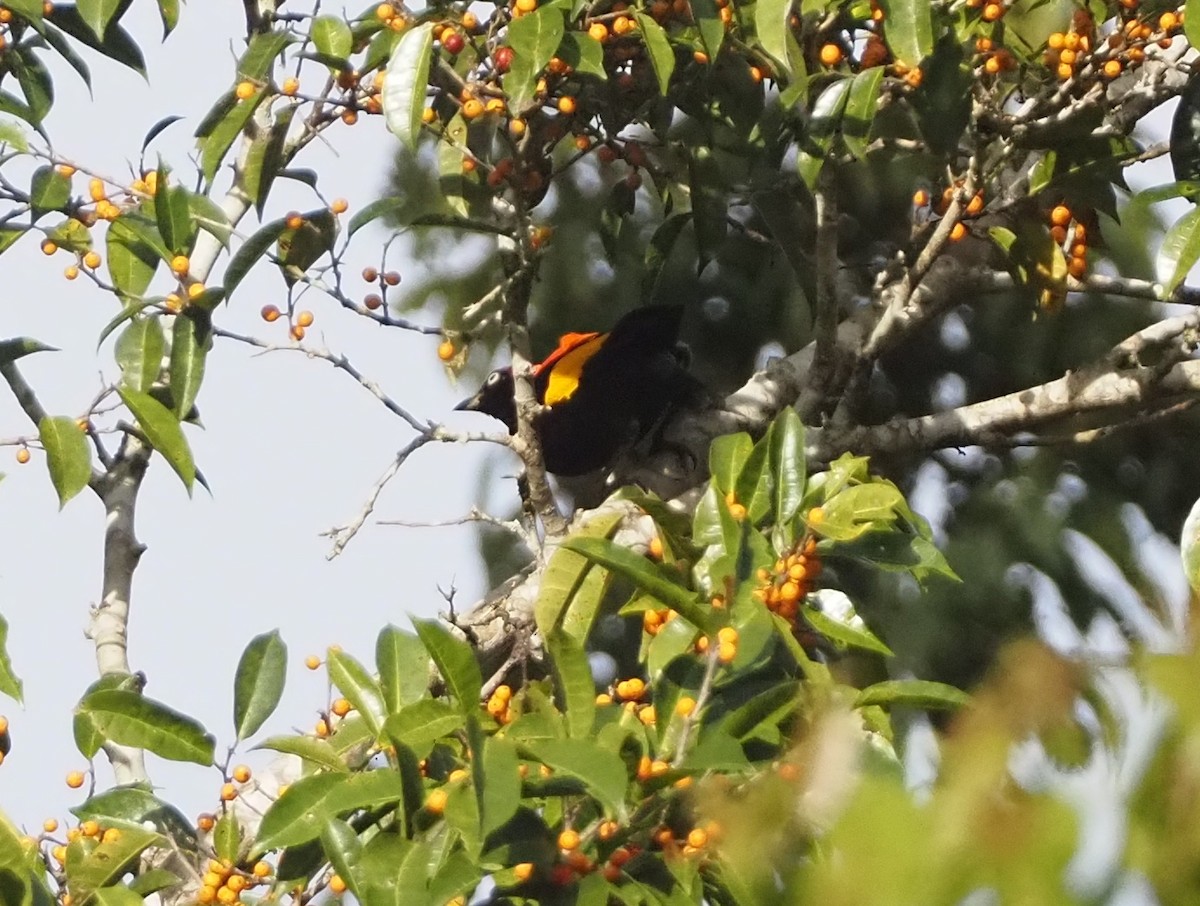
[238,31,292,80]
[479,736,522,838]
[48,6,146,73]
[563,536,713,632]
[377,625,429,712]
[797,77,851,189]
[0,613,23,704]
[156,0,179,35]
[0,337,55,366]
[770,408,806,527]
[233,629,287,741]
[559,31,606,79]
[76,0,120,39]
[320,819,364,899]
[169,310,210,419]
[213,813,241,863]
[503,6,565,110]
[327,648,387,739]
[383,22,435,150]
[522,738,627,818]
[535,508,624,642]
[78,688,215,764]
[106,213,163,303]
[253,771,405,853]
[754,0,791,70]
[188,193,234,248]
[1157,206,1200,295]
[0,121,29,151]
[635,13,674,95]
[114,317,163,393]
[691,0,725,59]
[879,0,933,67]
[154,182,192,257]
[842,67,883,160]
[547,630,595,739]
[254,734,348,772]
[224,216,287,299]
[11,46,54,124]
[312,15,353,60]
[199,88,266,184]
[853,679,968,711]
[384,698,465,758]
[71,785,197,846]
[29,165,69,218]
[64,825,160,903]
[1171,72,1200,184]
[804,607,893,656]
[276,208,337,285]
[116,386,195,492]
[358,833,430,906]
[412,618,481,711]
[39,415,92,507]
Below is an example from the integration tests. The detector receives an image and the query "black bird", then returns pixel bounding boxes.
[456,305,705,476]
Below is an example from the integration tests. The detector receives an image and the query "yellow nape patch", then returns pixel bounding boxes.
[543,333,606,405]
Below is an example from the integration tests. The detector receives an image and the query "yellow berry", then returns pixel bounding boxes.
[66,771,85,789]
[281,77,300,96]
[675,696,696,717]
[514,862,535,883]
[717,640,737,663]
[376,3,396,20]
[331,698,352,717]
[40,239,57,255]
[101,827,121,843]
[42,818,58,833]
[588,21,609,42]
[232,764,252,783]
[169,254,190,276]
[509,117,527,137]
[819,43,843,66]
[252,861,271,878]
[187,282,206,300]
[557,95,577,115]
[220,782,237,801]
[558,828,580,851]
[426,787,449,814]
[331,198,349,214]
[79,820,100,837]
[296,310,315,328]
[197,886,217,905]
[462,98,485,119]
[197,814,215,832]
[235,80,256,100]
[329,875,347,894]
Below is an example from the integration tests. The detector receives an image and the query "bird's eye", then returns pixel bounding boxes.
[486,371,502,385]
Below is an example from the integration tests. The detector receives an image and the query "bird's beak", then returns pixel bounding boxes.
[455,391,481,412]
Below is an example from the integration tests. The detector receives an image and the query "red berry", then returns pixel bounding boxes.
[443,31,465,54]
[494,46,514,72]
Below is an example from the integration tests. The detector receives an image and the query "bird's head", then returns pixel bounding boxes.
[455,367,518,433]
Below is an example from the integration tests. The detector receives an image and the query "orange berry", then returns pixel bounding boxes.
[1103,59,1122,78]
[232,764,252,783]
[101,827,121,843]
[514,863,535,883]
[66,771,85,789]
[197,814,215,832]
[42,818,58,833]
[1049,205,1071,227]
[557,95,577,115]
[425,787,448,814]
[912,188,929,207]
[717,640,737,663]
[686,827,708,848]
[949,222,967,241]
[462,157,477,173]
[331,198,349,215]
[588,21,609,42]
[56,163,76,178]
[462,98,485,119]
[40,239,57,255]
[331,698,352,717]
[252,861,271,878]
[329,874,347,894]
[516,0,538,10]
[296,310,315,328]
[421,107,436,124]
[235,81,256,100]
[1068,256,1087,278]
[693,50,709,63]
[285,211,304,230]
[1056,62,1073,80]
[261,304,281,322]
[82,250,101,269]
[509,117,527,137]
[314,716,328,736]
[305,654,321,670]
[558,829,581,851]
[376,3,396,20]
[437,340,455,361]
[819,43,843,66]
[1160,10,1178,30]
[981,2,1003,20]
[169,254,190,276]
[675,696,696,717]
[647,536,664,559]
[220,783,237,801]
[65,265,81,281]
[463,11,478,29]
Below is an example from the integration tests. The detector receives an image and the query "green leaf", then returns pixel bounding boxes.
[383,22,435,150]
[0,337,55,366]
[384,699,466,758]
[224,216,288,299]
[769,408,806,527]
[254,771,405,853]
[479,736,522,839]
[797,77,851,189]
[238,30,292,80]
[412,618,482,712]
[71,785,197,846]
[188,193,234,248]
[213,813,241,863]
[1171,71,1200,184]
[348,196,404,237]
[535,508,624,642]
[276,208,337,285]
[169,310,210,419]
[635,12,674,95]
[547,630,595,739]
[198,88,267,185]
[254,735,348,772]
[312,15,353,61]
[39,416,92,507]
[879,0,933,67]
[522,739,627,818]
[559,32,606,79]
[233,629,287,741]
[0,120,29,152]
[116,386,195,492]
[853,679,968,711]
[842,66,883,160]
[29,165,69,218]
[0,613,24,704]
[1157,206,1200,295]
[4,0,42,23]
[804,606,893,656]
[47,6,145,73]
[690,0,725,59]
[320,819,364,900]
[78,688,216,764]
[11,46,54,124]
[754,0,791,71]
[249,105,295,215]
[106,213,163,303]
[76,0,121,39]
[64,825,160,903]
[154,182,192,257]
[377,625,429,713]
[156,0,179,35]
[358,833,430,906]
[114,316,163,393]
[504,6,565,110]
[562,537,713,632]
[327,648,387,739]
